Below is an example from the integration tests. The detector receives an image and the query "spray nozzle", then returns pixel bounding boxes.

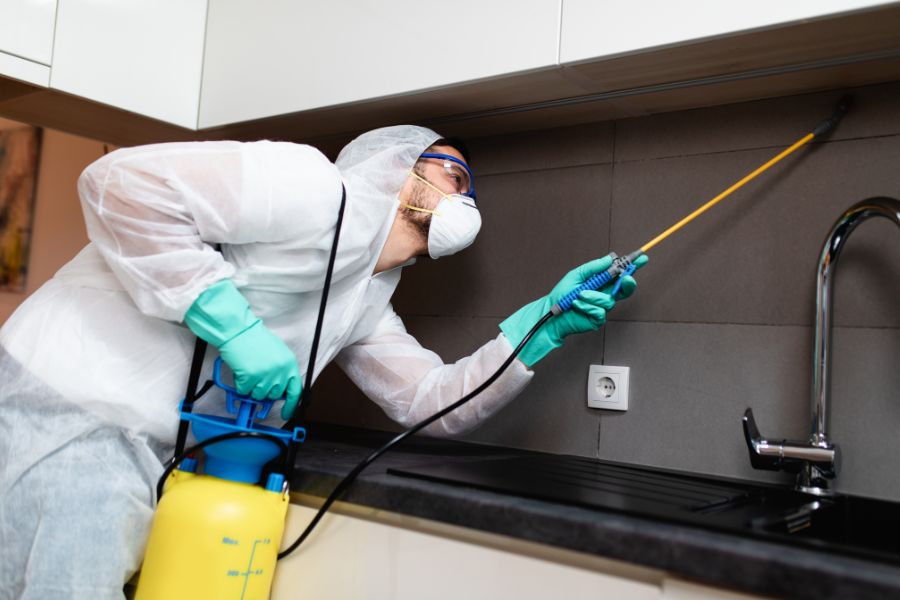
[813,96,852,138]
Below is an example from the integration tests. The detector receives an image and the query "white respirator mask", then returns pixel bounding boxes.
[406,171,482,259]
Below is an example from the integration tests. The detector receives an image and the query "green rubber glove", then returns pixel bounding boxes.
[500,254,649,368]
[184,279,303,419]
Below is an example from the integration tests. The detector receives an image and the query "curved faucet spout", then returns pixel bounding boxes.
[743,197,900,496]
[805,197,900,493]
[813,197,900,444]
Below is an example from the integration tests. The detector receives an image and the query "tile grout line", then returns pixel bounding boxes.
[607,319,900,331]
[602,120,619,366]
[478,161,614,179]
[612,132,900,166]
[597,121,618,457]
[395,313,900,331]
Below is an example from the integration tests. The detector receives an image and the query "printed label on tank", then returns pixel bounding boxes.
[224,536,272,600]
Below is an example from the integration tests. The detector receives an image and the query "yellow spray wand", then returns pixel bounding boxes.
[552,97,851,314]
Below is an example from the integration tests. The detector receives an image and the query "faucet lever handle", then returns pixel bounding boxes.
[742,407,762,443]
[742,408,838,476]
[742,408,788,471]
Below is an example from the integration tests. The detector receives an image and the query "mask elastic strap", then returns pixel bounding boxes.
[403,204,441,216]
[406,171,451,216]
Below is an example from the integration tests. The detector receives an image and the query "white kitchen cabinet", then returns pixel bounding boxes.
[50,0,207,128]
[0,51,50,87]
[663,579,769,600]
[0,0,57,65]
[273,504,661,599]
[272,503,771,600]
[199,0,562,128]
[5,0,897,144]
[559,0,898,64]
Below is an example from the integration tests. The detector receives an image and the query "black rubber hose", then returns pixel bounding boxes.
[277,311,553,560]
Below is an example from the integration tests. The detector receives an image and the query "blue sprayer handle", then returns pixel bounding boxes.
[553,250,644,314]
[609,263,638,297]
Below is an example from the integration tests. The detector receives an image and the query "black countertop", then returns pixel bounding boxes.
[287,424,900,600]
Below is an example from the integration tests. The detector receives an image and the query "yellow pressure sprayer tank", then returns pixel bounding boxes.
[136,358,305,600]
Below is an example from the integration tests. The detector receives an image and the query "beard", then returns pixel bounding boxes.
[400,179,433,241]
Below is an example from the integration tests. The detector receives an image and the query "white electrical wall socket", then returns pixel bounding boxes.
[587,365,630,411]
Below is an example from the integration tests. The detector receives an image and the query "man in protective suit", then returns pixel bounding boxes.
[0,125,643,599]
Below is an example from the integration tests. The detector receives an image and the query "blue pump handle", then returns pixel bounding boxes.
[212,357,276,421]
[171,358,307,484]
[212,357,239,395]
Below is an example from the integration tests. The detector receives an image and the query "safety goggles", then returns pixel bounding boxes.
[418,152,477,202]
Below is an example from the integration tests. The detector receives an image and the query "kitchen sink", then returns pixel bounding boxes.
[388,453,900,566]
[743,492,900,560]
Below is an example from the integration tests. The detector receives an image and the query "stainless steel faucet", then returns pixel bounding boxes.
[743,197,900,496]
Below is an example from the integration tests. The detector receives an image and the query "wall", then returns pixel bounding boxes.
[0,118,104,323]
[310,80,900,502]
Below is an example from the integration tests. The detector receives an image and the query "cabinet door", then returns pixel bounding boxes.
[200,0,562,128]
[0,0,56,65]
[50,0,207,128]
[273,505,661,600]
[560,0,897,64]
[0,51,50,87]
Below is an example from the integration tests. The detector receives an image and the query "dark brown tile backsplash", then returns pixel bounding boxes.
[614,81,900,162]
[393,165,615,318]
[310,81,900,502]
[468,121,615,176]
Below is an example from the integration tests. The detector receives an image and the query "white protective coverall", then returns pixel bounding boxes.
[0,125,533,599]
